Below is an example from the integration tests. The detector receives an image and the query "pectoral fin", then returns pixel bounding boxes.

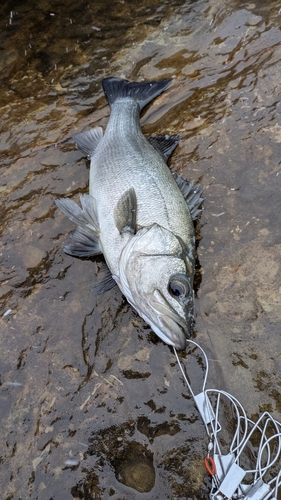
[114,188,137,235]
[173,172,204,221]
[147,134,179,161]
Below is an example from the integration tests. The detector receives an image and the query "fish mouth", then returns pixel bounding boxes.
[148,291,189,350]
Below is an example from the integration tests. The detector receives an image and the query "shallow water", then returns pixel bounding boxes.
[1,0,281,498]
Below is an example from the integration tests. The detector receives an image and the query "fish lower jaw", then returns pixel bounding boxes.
[158,317,187,350]
[138,311,187,351]
[113,283,187,350]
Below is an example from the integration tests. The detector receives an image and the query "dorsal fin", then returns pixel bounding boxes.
[64,226,101,257]
[56,195,101,257]
[73,127,103,158]
[55,195,99,235]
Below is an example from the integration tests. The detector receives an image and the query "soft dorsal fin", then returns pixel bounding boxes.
[114,188,137,235]
[173,172,204,221]
[73,127,103,158]
[147,134,179,161]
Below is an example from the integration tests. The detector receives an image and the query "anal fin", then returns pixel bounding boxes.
[173,172,204,221]
[147,134,179,161]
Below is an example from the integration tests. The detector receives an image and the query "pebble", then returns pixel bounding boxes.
[22,245,45,269]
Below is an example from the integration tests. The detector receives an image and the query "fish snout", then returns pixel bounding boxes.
[149,293,194,350]
[159,316,187,350]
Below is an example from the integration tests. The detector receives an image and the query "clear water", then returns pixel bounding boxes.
[1,0,281,498]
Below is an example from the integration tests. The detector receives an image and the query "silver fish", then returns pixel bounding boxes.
[56,77,203,350]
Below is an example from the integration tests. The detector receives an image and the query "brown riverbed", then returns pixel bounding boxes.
[1,0,281,499]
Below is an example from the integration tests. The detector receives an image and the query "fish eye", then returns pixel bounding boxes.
[168,276,189,298]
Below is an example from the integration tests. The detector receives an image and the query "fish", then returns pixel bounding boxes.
[56,77,203,350]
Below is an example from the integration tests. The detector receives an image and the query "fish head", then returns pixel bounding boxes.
[117,224,195,350]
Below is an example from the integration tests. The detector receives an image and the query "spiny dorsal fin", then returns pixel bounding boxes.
[64,226,101,257]
[147,134,180,161]
[102,77,172,111]
[73,127,103,158]
[173,172,204,221]
[114,188,137,235]
[56,194,99,235]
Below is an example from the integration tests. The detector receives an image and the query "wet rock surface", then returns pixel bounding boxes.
[1,0,281,498]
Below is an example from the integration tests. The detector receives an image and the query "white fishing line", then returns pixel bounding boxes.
[173,342,281,499]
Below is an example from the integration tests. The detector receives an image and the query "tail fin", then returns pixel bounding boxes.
[102,77,172,110]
